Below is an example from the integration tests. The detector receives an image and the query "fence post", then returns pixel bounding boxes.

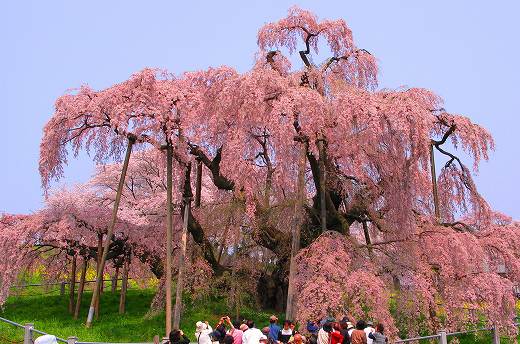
[438,329,447,344]
[492,326,500,344]
[23,323,34,344]
[67,336,78,344]
[60,281,66,296]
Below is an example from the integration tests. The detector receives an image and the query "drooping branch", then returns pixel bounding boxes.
[322,49,371,72]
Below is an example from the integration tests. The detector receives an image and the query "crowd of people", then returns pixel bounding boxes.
[168,315,388,344]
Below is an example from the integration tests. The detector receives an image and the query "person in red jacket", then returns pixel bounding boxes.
[329,323,344,344]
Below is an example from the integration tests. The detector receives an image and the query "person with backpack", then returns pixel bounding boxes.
[349,321,367,344]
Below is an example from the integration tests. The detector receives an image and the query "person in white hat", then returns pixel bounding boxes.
[34,335,58,344]
[195,320,214,344]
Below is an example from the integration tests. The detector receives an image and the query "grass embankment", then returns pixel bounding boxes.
[0,283,275,342]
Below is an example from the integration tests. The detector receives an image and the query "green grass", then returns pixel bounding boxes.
[1,284,518,343]
[0,284,278,343]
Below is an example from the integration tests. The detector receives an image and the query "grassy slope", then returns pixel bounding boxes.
[0,285,517,343]
[0,285,276,342]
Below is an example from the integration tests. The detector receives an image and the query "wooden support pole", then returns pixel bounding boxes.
[119,257,129,314]
[23,323,33,344]
[165,144,174,336]
[430,143,440,221]
[74,258,88,319]
[94,234,102,319]
[285,140,306,320]
[111,266,119,293]
[85,135,135,328]
[173,197,191,330]
[68,254,77,314]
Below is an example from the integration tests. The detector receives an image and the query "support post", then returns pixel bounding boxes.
[60,281,66,296]
[286,139,306,320]
[492,326,500,344]
[164,144,174,336]
[23,323,33,344]
[119,257,129,314]
[430,142,440,221]
[74,258,88,319]
[438,329,447,344]
[317,134,327,231]
[85,135,135,327]
[111,266,119,293]
[68,254,77,313]
[173,196,191,329]
[67,336,78,344]
[95,233,103,319]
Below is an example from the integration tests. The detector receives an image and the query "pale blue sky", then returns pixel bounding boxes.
[1,1,519,219]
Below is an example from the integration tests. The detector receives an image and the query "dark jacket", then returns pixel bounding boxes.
[339,329,351,344]
[171,334,190,344]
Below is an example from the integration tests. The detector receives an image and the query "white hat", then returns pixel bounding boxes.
[196,321,207,332]
[35,335,58,344]
[260,335,268,342]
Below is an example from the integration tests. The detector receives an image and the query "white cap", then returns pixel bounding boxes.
[35,335,58,344]
[196,321,207,332]
[260,335,268,341]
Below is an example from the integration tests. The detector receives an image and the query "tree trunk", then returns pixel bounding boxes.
[430,143,440,221]
[362,221,373,258]
[285,141,306,320]
[195,159,202,208]
[111,266,119,293]
[74,258,88,320]
[165,144,174,336]
[86,136,135,328]
[173,199,191,329]
[68,254,77,314]
[317,134,327,231]
[119,258,129,314]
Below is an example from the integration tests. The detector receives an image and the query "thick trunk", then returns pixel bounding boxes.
[362,221,373,258]
[86,136,134,328]
[68,254,77,314]
[317,135,327,231]
[74,258,88,319]
[285,141,306,320]
[195,159,202,208]
[119,258,129,314]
